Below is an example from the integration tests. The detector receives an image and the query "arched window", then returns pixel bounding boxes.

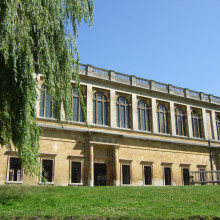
[175,107,186,136]
[137,100,150,131]
[116,96,130,128]
[216,115,220,140]
[93,92,107,125]
[40,83,55,118]
[157,104,168,134]
[72,87,84,122]
[191,111,202,138]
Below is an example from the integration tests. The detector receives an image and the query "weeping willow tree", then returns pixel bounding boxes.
[0,0,93,175]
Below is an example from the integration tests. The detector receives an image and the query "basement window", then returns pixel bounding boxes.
[42,159,54,183]
[144,166,152,185]
[122,164,130,185]
[164,167,172,185]
[71,161,82,184]
[7,157,22,183]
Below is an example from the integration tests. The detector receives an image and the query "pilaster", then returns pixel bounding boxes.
[110,89,116,128]
[211,110,218,140]
[202,108,208,140]
[151,98,158,133]
[113,146,120,186]
[132,94,138,130]
[86,84,93,124]
[186,105,193,138]
[169,102,176,136]
[88,144,94,187]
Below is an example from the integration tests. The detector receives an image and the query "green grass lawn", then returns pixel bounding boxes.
[0,185,219,219]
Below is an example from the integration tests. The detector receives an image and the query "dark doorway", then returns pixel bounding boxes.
[183,168,189,185]
[94,163,106,186]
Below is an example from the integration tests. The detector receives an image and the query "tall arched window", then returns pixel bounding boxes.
[137,100,150,131]
[191,111,202,138]
[93,92,107,125]
[116,96,130,128]
[72,87,84,122]
[175,107,186,136]
[157,104,168,134]
[216,115,220,140]
[40,83,55,118]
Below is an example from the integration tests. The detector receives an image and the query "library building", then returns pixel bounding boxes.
[0,64,220,186]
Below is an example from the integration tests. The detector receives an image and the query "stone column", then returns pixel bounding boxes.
[113,146,120,186]
[132,94,138,130]
[170,102,176,135]
[88,144,94,187]
[151,98,158,133]
[186,105,193,138]
[110,89,117,128]
[87,84,93,124]
[202,108,208,140]
[211,110,218,140]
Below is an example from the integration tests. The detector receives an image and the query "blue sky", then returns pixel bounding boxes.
[77,0,220,96]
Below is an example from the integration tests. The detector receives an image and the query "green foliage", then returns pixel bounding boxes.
[0,0,93,175]
[0,185,220,219]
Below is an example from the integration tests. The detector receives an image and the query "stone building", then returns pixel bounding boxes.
[0,64,220,186]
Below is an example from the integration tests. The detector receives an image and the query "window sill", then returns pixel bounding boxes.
[5,181,23,184]
[38,182,54,185]
[120,184,132,186]
[68,183,83,186]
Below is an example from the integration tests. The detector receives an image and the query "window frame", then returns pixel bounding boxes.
[93,92,108,126]
[161,162,173,186]
[39,83,55,118]
[180,164,191,186]
[68,155,84,186]
[157,103,169,134]
[141,161,153,186]
[191,110,202,138]
[120,159,132,186]
[6,156,23,184]
[137,100,150,131]
[71,87,85,122]
[175,106,186,136]
[216,114,220,140]
[39,154,56,185]
[116,96,130,129]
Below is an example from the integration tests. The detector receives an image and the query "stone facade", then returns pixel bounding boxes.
[1,64,220,186]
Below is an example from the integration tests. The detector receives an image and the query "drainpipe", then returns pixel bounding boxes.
[208,140,214,185]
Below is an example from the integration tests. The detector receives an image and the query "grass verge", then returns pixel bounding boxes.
[0,185,219,219]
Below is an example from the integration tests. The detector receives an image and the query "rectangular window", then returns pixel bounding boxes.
[122,165,130,185]
[183,168,189,185]
[164,167,171,185]
[144,166,152,185]
[42,159,53,182]
[71,162,81,183]
[8,157,22,182]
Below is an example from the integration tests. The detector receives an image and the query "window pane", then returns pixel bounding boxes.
[73,88,78,96]
[144,166,152,185]
[71,162,81,183]
[194,118,198,137]
[122,165,130,184]
[93,100,96,124]
[45,94,52,118]
[140,101,145,108]
[73,97,79,121]
[40,91,45,117]
[160,112,165,133]
[165,113,168,134]
[141,109,146,131]
[98,101,103,125]
[157,112,160,132]
[126,106,129,128]
[104,102,107,125]
[138,109,140,130]
[175,115,178,135]
[164,167,171,185]
[97,92,102,100]
[116,104,119,127]
[79,106,83,122]
[120,97,125,104]
[42,160,53,182]
[146,110,150,131]
[178,115,182,135]
[120,105,125,128]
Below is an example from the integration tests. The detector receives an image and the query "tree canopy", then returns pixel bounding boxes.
[0,0,93,175]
